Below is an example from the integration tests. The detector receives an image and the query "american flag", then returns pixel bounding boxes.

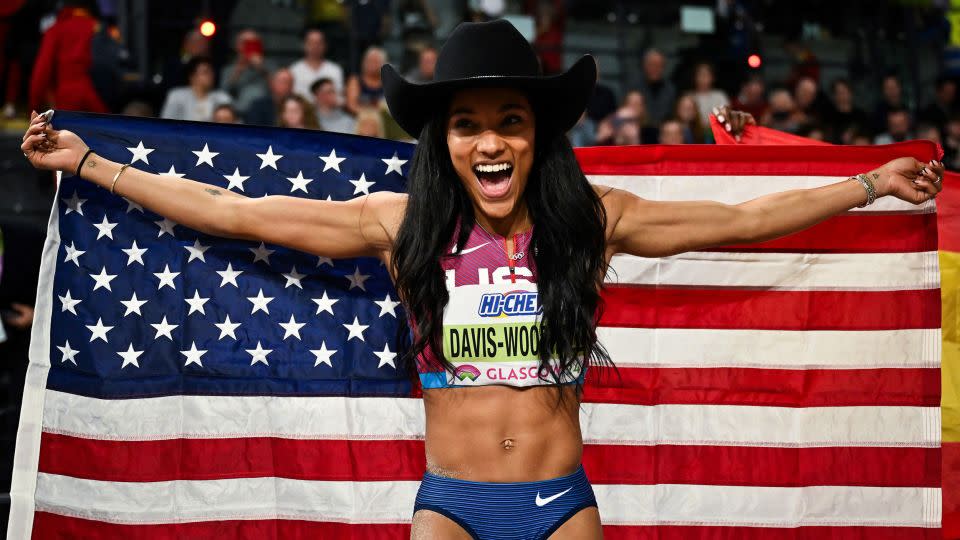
[9,111,942,538]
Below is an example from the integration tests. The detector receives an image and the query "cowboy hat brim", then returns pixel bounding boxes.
[382,55,597,140]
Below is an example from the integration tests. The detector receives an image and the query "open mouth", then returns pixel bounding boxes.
[473,162,514,199]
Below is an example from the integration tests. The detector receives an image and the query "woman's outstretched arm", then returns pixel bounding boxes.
[599,156,945,259]
[21,110,404,260]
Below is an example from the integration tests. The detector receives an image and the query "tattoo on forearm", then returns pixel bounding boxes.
[204,188,223,196]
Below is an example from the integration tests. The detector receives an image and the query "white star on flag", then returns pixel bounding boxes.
[343,316,369,342]
[312,291,338,315]
[193,143,219,166]
[382,153,408,175]
[121,240,147,266]
[286,171,313,193]
[311,342,336,367]
[375,294,400,318]
[162,165,186,178]
[92,215,118,240]
[154,264,180,290]
[247,288,274,315]
[90,266,118,292]
[279,314,306,340]
[62,191,87,216]
[63,241,85,266]
[86,317,113,343]
[181,342,207,367]
[349,172,375,195]
[249,242,274,265]
[58,340,79,365]
[257,145,283,169]
[150,315,178,340]
[246,341,272,366]
[125,198,143,213]
[282,266,306,289]
[126,141,154,164]
[58,290,81,315]
[316,255,333,267]
[185,291,210,315]
[224,168,250,192]
[215,315,241,340]
[320,148,345,172]
[184,239,211,263]
[155,217,177,238]
[346,266,371,291]
[118,344,144,369]
[217,262,242,287]
[374,344,397,368]
[120,292,148,317]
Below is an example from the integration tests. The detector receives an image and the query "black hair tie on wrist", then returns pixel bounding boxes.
[75,149,93,178]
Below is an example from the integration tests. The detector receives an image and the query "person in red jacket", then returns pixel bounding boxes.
[28,0,108,114]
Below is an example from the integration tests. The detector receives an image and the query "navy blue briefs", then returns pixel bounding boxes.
[413,463,598,539]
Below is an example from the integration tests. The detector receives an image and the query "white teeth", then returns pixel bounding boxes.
[475,163,512,173]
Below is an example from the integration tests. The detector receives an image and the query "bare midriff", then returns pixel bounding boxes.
[421,384,584,482]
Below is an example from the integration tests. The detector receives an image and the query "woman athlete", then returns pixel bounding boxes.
[22,19,945,540]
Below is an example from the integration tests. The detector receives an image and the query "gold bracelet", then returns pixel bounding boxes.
[110,163,132,195]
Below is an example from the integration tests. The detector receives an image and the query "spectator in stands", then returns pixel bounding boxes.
[942,112,960,170]
[245,68,293,127]
[874,106,913,144]
[161,29,210,92]
[532,0,565,74]
[761,88,801,133]
[824,77,869,144]
[279,94,320,129]
[404,46,437,84]
[793,76,829,126]
[397,0,438,70]
[220,29,276,116]
[160,56,232,122]
[345,46,387,115]
[290,27,344,101]
[312,77,356,134]
[659,119,686,144]
[355,107,386,138]
[784,36,820,90]
[121,100,154,117]
[796,122,826,141]
[731,73,768,121]
[690,62,729,128]
[915,122,941,145]
[587,79,618,124]
[918,75,958,134]
[344,0,391,74]
[674,93,707,143]
[872,73,906,133]
[567,112,596,148]
[634,49,676,126]
[28,0,109,113]
[212,104,241,124]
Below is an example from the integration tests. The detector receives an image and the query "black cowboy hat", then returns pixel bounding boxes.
[382,19,597,139]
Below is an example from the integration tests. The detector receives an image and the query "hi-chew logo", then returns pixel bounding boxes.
[478,291,541,317]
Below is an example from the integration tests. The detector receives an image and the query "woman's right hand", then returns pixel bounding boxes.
[21,110,89,174]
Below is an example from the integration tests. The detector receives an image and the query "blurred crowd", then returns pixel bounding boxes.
[2,0,958,166]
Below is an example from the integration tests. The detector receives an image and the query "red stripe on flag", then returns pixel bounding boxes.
[583,367,941,407]
[582,445,941,487]
[602,525,941,540]
[704,213,936,253]
[38,434,938,487]
[32,512,412,540]
[575,141,941,176]
[600,287,940,330]
[30,512,940,540]
[38,434,427,483]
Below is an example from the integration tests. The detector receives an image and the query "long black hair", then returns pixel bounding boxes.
[391,94,620,407]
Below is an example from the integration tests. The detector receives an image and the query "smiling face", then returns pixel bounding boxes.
[446,87,536,228]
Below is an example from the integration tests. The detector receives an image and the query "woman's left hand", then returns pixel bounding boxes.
[871,157,945,204]
[714,105,756,141]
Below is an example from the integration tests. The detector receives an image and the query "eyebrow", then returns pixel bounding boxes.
[449,103,529,116]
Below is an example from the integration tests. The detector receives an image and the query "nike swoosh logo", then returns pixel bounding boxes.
[535,487,572,507]
[452,242,489,256]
